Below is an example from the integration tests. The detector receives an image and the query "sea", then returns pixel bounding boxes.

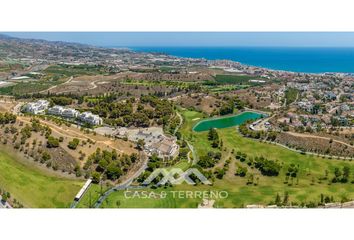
[130,47,354,74]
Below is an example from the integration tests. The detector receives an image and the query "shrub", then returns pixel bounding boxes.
[46,136,59,148]
[68,138,80,150]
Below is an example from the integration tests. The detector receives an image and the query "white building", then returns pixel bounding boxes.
[340,104,350,112]
[22,100,50,114]
[48,105,64,116]
[62,108,79,118]
[298,100,313,112]
[79,112,103,126]
[48,106,79,118]
[146,137,179,159]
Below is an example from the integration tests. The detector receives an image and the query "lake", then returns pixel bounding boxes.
[193,111,264,132]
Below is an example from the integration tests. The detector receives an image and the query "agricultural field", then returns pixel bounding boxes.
[44,64,111,77]
[0,146,83,208]
[0,60,27,72]
[0,81,62,95]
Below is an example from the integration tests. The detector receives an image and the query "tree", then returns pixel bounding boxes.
[46,136,59,148]
[106,163,123,181]
[41,151,51,162]
[68,138,80,150]
[254,156,281,176]
[333,167,342,183]
[208,128,218,141]
[235,165,248,177]
[283,192,289,206]
[208,128,219,148]
[51,96,73,106]
[97,159,108,172]
[219,100,234,115]
[275,193,281,206]
[341,166,350,183]
[137,139,145,150]
[0,112,16,124]
[1,192,8,202]
[91,171,101,184]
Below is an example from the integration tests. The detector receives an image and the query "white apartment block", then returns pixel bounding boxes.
[79,112,103,126]
[62,108,80,118]
[48,106,79,118]
[47,105,65,116]
[22,99,50,115]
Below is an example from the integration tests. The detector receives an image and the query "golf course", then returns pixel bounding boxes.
[100,109,354,208]
[0,146,83,208]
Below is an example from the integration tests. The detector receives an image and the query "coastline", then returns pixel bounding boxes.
[125,46,354,75]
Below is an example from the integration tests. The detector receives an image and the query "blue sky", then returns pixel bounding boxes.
[3,32,354,47]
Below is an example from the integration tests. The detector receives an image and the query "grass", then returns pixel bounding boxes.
[44,64,108,77]
[101,109,354,208]
[100,187,201,208]
[214,74,264,85]
[121,79,195,89]
[285,88,299,105]
[0,147,83,208]
[179,110,217,156]
[76,183,110,208]
[203,84,249,93]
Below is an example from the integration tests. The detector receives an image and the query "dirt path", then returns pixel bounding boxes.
[55,79,99,94]
[18,116,125,153]
[50,76,101,94]
[39,76,73,93]
[287,131,354,149]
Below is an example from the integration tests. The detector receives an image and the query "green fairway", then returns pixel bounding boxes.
[0,147,83,208]
[100,187,201,208]
[76,183,110,208]
[101,109,354,208]
[214,74,264,85]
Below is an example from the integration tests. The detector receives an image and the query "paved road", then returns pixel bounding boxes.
[257,138,352,160]
[93,155,149,208]
[186,140,198,165]
[175,111,199,165]
[174,112,183,135]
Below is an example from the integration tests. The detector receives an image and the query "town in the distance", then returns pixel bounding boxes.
[0,33,353,209]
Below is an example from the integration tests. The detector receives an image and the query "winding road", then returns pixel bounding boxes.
[39,76,73,94]
[93,154,149,208]
[175,111,198,165]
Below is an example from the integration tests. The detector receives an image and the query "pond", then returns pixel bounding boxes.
[193,111,265,132]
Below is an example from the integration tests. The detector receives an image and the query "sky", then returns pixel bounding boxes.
[3,32,354,47]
